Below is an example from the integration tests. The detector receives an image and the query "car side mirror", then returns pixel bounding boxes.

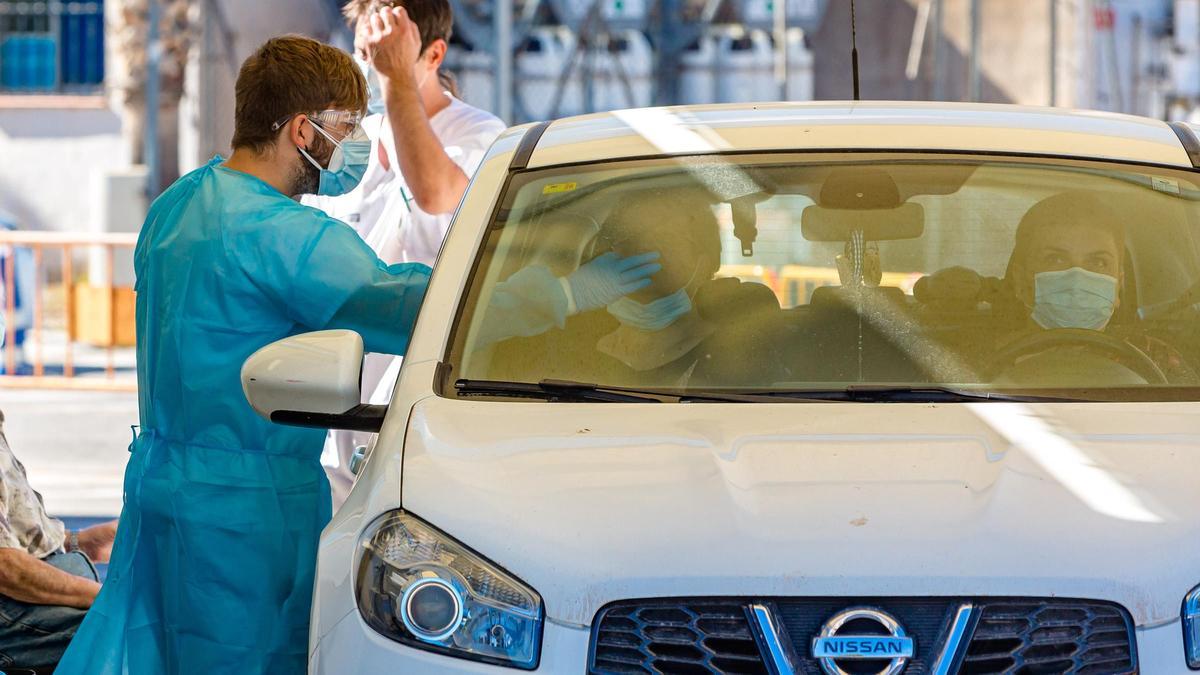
[241,330,386,433]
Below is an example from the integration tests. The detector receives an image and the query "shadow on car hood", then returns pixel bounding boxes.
[400,398,1200,627]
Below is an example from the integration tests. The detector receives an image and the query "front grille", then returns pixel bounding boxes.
[962,600,1137,675]
[589,597,1138,675]
[590,600,768,674]
[773,598,959,674]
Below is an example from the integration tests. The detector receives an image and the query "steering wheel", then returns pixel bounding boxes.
[986,328,1168,385]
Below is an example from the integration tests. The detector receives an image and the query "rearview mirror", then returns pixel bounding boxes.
[241,330,386,433]
[801,202,925,242]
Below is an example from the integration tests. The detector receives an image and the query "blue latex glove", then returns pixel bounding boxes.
[567,252,662,313]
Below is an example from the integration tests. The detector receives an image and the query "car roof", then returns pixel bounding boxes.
[525,101,1194,170]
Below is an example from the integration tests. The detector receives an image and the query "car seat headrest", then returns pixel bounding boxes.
[913,267,1008,310]
[695,278,780,321]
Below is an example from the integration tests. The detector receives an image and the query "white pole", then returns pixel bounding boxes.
[773,0,788,99]
[494,0,513,122]
[969,0,981,101]
[1049,0,1058,105]
[932,0,944,100]
[145,0,162,197]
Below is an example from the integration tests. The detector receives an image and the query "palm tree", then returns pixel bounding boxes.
[109,0,194,187]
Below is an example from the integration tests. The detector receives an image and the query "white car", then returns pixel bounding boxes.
[244,102,1200,674]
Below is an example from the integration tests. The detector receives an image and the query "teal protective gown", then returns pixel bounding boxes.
[54,157,431,674]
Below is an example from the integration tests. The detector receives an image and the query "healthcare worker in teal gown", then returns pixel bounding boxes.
[52,35,432,674]
[55,29,662,675]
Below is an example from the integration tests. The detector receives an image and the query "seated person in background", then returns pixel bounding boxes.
[0,413,117,672]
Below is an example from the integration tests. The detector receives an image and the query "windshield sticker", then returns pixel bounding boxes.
[1151,176,1181,194]
[543,182,578,195]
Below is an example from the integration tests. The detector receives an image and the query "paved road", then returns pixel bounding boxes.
[0,389,135,517]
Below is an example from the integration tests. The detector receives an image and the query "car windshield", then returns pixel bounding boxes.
[445,153,1200,402]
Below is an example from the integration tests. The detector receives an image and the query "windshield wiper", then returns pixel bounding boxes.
[758,385,1088,403]
[453,379,796,403]
[455,378,667,402]
[454,380,1084,403]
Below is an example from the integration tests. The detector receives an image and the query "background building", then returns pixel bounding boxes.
[0,0,1196,516]
[3,0,1197,236]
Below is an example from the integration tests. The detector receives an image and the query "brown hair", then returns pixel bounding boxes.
[231,35,367,153]
[599,188,722,286]
[343,0,454,54]
[1007,191,1126,279]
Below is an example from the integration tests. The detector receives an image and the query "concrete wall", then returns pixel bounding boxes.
[0,103,126,233]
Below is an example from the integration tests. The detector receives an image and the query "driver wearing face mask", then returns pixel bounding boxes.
[1006,192,1125,331]
[1001,191,1196,381]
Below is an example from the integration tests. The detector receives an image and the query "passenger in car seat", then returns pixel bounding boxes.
[589,189,721,377]
[485,188,787,387]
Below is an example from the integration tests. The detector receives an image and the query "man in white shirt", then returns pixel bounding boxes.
[309,0,505,506]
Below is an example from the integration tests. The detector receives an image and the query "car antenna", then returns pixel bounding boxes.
[850,0,861,100]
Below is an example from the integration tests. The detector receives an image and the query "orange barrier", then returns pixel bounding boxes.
[0,231,138,391]
[719,264,923,307]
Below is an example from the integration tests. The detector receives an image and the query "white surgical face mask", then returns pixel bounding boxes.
[1031,266,1118,330]
[354,55,386,115]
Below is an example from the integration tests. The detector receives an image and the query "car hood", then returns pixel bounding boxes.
[400,398,1200,627]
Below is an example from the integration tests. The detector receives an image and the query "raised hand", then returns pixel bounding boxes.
[567,252,662,312]
[365,6,422,85]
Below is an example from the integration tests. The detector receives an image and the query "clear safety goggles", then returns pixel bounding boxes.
[271,109,365,139]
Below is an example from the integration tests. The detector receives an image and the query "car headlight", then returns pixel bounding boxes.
[355,511,543,669]
[1186,584,1200,670]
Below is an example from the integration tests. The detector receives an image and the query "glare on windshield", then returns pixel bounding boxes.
[447,153,1200,402]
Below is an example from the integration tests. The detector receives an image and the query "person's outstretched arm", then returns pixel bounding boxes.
[0,548,99,609]
[280,218,432,357]
[470,253,662,349]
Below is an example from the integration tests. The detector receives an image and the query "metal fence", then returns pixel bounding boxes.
[0,231,136,391]
[0,0,105,93]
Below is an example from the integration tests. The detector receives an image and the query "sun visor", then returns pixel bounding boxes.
[801,202,925,241]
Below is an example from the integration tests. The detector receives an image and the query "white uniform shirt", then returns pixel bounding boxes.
[311,95,505,507]
[301,115,397,240]
[303,95,504,266]
[374,96,504,264]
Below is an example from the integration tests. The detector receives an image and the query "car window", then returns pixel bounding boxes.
[445,153,1200,401]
